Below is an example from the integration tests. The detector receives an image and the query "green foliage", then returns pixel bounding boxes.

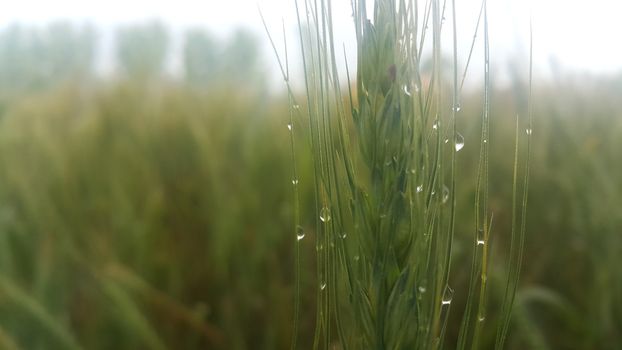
[0,83,310,349]
[505,76,622,349]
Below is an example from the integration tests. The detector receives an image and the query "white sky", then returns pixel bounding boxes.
[1,0,621,78]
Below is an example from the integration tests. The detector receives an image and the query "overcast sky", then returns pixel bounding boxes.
[1,0,621,79]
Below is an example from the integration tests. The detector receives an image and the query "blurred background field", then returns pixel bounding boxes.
[0,10,620,350]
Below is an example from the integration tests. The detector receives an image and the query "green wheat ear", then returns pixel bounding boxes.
[265,0,531,348]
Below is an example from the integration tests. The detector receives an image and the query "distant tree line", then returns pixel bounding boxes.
[0,21,264,95]
[0,22,96,94]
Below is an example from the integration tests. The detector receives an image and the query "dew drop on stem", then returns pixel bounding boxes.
[455,133,465,152]
[441,285,454,305]
[296,225,305,241]
[320,207,331,223]
[477,228,485,246]
[403,84,412,97]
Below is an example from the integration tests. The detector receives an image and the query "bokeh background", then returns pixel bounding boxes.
[0,1,620,349]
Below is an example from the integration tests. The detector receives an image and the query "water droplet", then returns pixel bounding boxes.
[455,133,465,152]
[526,128,532,135]
[403,84,412,96]
[441,285,454,305]
[477,228,485,245]
[293,104,300,110]
[483,139,488,143]
[432,120,439,130]
[287,123,292,131]
[340,232,347,239]
[292,179,299,185]
[453,103,461,112]
[416,185,423,193]
[320,282,327,290]
[320,207,331,222]
[442,185,450,204]
[296,226,305,241]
